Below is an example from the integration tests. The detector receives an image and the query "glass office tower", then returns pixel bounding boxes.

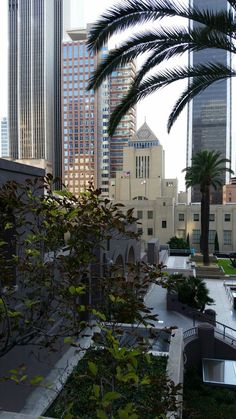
[8,0,70,179]
[0,117,9,158]
[187,0,232,203]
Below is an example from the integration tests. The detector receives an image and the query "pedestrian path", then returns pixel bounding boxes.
[145,277,236,333]
[144,283,193,331]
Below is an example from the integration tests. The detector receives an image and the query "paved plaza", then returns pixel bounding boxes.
[145,256,236,333]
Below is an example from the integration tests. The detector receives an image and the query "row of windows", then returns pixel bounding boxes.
[63,67,94,74]
[138,228,153,236]
[191,229,232,245]
[137,210,153,219]
[178,213,232,222]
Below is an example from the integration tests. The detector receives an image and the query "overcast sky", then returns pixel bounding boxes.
[0,0,189,189]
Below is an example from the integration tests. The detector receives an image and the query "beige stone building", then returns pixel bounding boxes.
[223,177,236,204]
[110,123,236,253]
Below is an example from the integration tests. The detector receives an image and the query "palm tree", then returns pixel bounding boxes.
[183,150,233,265]
[87,0,236,135]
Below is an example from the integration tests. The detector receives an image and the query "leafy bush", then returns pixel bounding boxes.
[47,348,178,419]
[167,275,214,312]
[183,368,236,419]
[167,236,189,249]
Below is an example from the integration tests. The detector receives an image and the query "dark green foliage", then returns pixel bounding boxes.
[167,236,189,249]
[183,368,236,419]
[0,176,139,358]
[186,233,190,248]
[183,150,233,265]
[214,232,219,252]
[87,0,236,135]
[167,274,214,312]
[0,177,180,417]
[47,349,175,418]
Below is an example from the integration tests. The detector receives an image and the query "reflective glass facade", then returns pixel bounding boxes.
[187,0,232,203]
[8,0,64,179]
[0,117,9,157]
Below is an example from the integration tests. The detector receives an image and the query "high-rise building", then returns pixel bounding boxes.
[187,0,232,203]
[0,117,9,158]
[109,65,136,177]
[8,0,71,179]
[62,27,136,196]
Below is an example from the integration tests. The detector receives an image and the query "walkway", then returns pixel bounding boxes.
[205,278,236,331]
[145,276,236,334]
[144,283,193,331]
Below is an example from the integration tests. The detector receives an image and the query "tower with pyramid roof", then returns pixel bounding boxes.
[111,122,177,202]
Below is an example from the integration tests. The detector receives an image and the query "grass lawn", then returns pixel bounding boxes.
[183,368,236,419]
[217,259,236,275]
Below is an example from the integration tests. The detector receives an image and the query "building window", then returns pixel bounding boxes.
[192,229,200,244]
[147,228,153,236]
[137,210,143,219]
[162,220,167,229]
[224,230,232,245]
[178,213,184,221]
[193,214,199,221]
[147,210,153,219]
[137,228,143,235]
[209,214,215,222]
[225,214,231,222]
[209,230,216,244]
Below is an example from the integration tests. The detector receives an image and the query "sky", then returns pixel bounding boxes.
[0,0,189,189]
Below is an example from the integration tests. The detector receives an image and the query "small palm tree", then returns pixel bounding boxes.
[87,0,236,135]
[183,150,233,265]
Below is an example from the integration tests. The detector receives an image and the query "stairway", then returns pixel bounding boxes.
[195,265,223,279]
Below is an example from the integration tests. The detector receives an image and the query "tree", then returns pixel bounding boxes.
[0,177,139,358]
[183,150,233,265]
[186,233,190,248]
[214,232,219,253]
[0,178,180,417]
[167,236,188,249]
[87,0,236,135]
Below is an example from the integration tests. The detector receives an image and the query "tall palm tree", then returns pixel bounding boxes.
[87,0,236,135]
[183,150,233,265]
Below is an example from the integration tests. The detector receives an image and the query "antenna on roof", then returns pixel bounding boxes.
[144,116,146,123]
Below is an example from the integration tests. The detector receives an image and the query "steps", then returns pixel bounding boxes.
[195,265,223,279]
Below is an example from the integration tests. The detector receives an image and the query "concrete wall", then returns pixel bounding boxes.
[0,158,45,185]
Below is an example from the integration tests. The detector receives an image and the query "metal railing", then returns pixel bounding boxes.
[183,327,198,340]
[183,320,236,346]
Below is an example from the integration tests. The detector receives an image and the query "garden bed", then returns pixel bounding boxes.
[183,368,236,419]
[46,348,171,418]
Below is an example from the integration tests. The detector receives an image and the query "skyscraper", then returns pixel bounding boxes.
[62,27,136,196]
[8,0,71,179]
[187,0,232,203]
[0,117,9,158]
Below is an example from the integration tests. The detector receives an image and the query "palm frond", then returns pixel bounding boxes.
[87,0,235,53]
[167,64,235,132]
[88,31,162,90]
[108,63,235,136]
[133,27,235,87]
[227,0,236,12]
[183,150,234,190]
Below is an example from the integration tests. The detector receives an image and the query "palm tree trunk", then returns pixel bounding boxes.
[200,194,204,253]
[201,187,210,265]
